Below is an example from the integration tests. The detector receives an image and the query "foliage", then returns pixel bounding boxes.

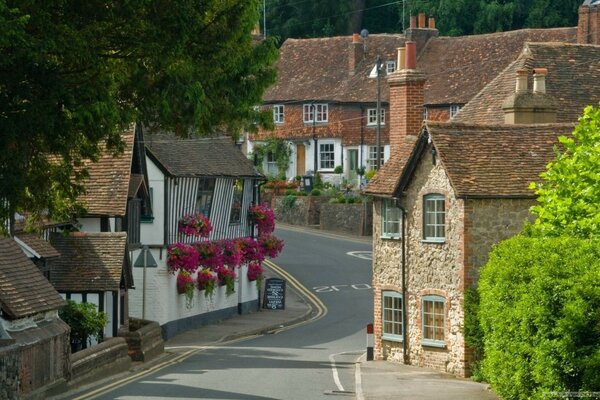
[281,195,297,209]
[247,261,264,290]
[333,165,343,174]
[176,271,195,308]
[463,287,485,382]
[178,213,212,237]
[310,189,321,196]
[217,266,236,296]
[258,235,284,258]
[59,300,108,352]
[251,137,292,178]
[529,105,600,239]
[197,268,217,298]
[365,170,377,180]
[0,0,278,229]
[194,241,223,270]
[314,172,323,189]
[477,236,600,399]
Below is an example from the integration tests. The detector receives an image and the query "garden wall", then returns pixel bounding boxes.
[271,195,332,226]
[69,337,131,388]
[320,202,373,236]
[120,318,164,362]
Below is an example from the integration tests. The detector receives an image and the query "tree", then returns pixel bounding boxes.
[529,104,600,238]
[0,1,278,230]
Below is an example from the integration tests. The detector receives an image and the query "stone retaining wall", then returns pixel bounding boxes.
[120,318,165,362]
[69,337,131,387]
[320,202,373,236]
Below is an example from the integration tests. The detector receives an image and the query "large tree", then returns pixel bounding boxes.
[0,0,278,230]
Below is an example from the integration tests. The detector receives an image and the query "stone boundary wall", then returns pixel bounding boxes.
[69,337,131,387]
[320,202,373,236]
[120,318,165,362]
[271,196,332,226]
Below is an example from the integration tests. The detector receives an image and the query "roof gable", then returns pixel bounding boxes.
[145,134,262,178]
[0,238,64,320]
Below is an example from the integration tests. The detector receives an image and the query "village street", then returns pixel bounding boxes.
[74,225,373,399]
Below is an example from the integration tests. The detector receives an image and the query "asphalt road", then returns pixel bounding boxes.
[90,225,373,399]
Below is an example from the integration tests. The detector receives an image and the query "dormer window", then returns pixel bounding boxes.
[303,104,328,123]
[273,105,284,124]
[450,105,461,119]
[386,60,396,74]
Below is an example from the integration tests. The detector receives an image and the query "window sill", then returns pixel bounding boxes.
[421,340,446,349]
[382,335,403,343]
[141,216,154,223]
[381,235,402,240]
[367,124,385,127]
[422,239,445,244]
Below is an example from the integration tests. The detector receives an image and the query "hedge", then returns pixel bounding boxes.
[478,236,600,399]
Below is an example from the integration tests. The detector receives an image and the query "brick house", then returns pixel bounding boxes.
[250,13,575,186]
[364,2,600,377]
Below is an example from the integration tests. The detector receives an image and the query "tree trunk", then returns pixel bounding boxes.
[348,0,366,34]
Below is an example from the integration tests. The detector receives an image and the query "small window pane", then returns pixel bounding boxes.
[424,194,445,241]
[422,296,445,345]
[382,291,403,341]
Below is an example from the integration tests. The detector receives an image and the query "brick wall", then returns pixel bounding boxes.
[579,3,600,45]
[388,70,426,154]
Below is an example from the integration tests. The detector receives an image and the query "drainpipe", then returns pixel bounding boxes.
[397,202,408,364]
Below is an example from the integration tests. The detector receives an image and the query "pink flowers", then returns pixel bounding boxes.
[249,203,276,237]
[176,271,196,307]
[259,235,284,259]
[197,268,217,298]
[195,241,222,270]
[178,213,213,237]
[217,266,236,296]
[247,262,264,282]
[167,243,200,274]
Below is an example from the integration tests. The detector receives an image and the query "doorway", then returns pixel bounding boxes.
[296,144,306,176]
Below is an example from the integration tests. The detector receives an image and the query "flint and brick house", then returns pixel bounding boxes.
[250,13,575,185]
[364,1,600,377]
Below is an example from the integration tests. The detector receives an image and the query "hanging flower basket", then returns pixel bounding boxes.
[236,237,265,264]
[249,203,276,237]
[219,239,243,267]
[197,268,217,298]
[259,235,285,259]
[195,240,223,270]
[217,266,236,297]
[176,271,195,308]
[167,242,200,274]
[178,213,213,237]
[247,262,264,290]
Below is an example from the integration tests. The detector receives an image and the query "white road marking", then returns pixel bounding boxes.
[347,251,372,260]
[313,284,372,293]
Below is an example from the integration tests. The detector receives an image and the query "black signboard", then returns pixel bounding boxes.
[263,278,286,310]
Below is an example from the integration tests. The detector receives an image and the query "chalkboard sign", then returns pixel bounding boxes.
[263,278,286,310]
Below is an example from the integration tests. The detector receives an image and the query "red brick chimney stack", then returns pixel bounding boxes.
[428,17,436,29]
[410,15,417,29]
[418,13,426,28]
[388,41,426,153]
[578,0,600,44]
[349,33,364,76]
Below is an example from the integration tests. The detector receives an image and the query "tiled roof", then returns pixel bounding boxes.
[264,34,406,103]
[362,135,418,196]
[420,28,576,106]
[79,127,135,216]
[455,42,600,124]
[145,134,262,178]
[425,121,575,198]
[14,233,61,259]
[0,238,65,320]
[49,232,127,292]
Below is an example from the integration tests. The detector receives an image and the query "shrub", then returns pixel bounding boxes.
[59,300,108,352]
[310,189,321,196]
[281,194,296,209]
[478,236,600,399]
[284,189,296,196]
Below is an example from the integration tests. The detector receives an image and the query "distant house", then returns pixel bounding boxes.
[250,13,575,186]
[364,2,600,377]
[0,237,69,399]
[130,133,264,339]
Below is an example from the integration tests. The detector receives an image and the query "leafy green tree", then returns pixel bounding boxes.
[529,104,600,238]
[0,0,278,231]
[59,300,108,352]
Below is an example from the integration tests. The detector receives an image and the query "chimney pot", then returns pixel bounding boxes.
[405,41,417,70]
[533,68,548,94]
[410,15,417,29]
[352,33,361,44]
[428,17,436,29]
[515,68,528,93]
[397,47,406,71]
[418,13,426,28]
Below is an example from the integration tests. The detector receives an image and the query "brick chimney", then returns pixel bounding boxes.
[349,33,364,76]
[405,13,439,56]
[502,68,557,124]
[578,0,600,44]
[388,41,426,153]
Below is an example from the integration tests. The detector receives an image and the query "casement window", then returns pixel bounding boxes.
[449,104,461,118]
[266,151,278,176]
[382,291,403,341]
[423,107,428,121]
[195,178,216,218]
[367,146,384,170]
[229,179,244,224]
[319,142,335,170]
[381,199,402,239]
[303,103,328,123]
[273,104,284,123]
[386,60,396,74]
[422,295,445,347]
[367,108,385,126]
[423,193,445,241]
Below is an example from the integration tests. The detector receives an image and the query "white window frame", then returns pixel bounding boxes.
[386,60,396,74]
[318,142,335,170]
[303,103,328,123]
[367,145,384,170]
[422,295,445,347]
[423,106,428,121]
[273,104,284,123]
[449,104,461,118]
[367,108,385,126]
[382,291,403,341]
[423,193,445,242]
[381,199,402,239]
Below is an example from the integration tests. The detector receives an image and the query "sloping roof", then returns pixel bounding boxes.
[263,34,406,103]
[14,233,61,259]
[420,28,576,106]
[49,232,127,292]
[455,42,600,124]
[79,127,136,216]
[0,238,65,320]
[423,121,574,198]
[145,134,262,178]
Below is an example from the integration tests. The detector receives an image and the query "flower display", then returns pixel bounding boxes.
[176,271,195,308]
[246,262,264,289]
[249,203,276,237]
[259,235,285,259]
[197,268,217,298]
[167,242,200,274]
[219,239,243,267]
[217,266,236,296]
[195,240,223,270]
[236,236,265,264]
[178,213,213,237]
